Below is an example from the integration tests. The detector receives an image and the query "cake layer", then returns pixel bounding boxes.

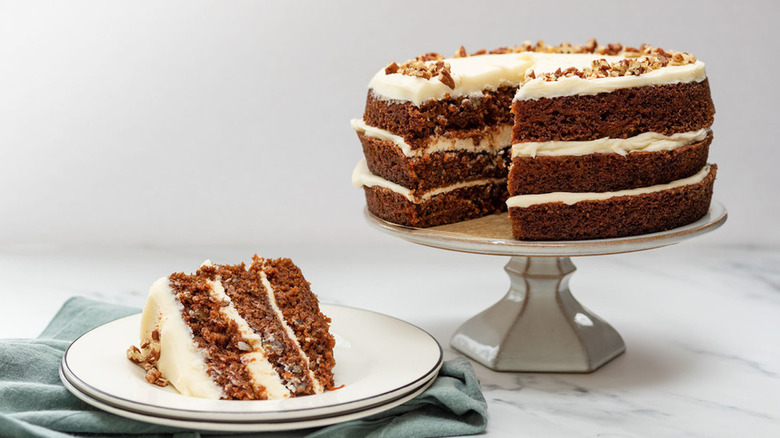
[507,164,716,240]
[511,79,715,142]
[363,86,516,145]
[508,132,711,195]
[208,261,319,397]
[352,158,506,202]
[357,131,510,192]
[166,269,264,400]
[364,183,508,228]
[261,258,336,388]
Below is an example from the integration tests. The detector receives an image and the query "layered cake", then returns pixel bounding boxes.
[352,40,716,240]
[127,256,336,400]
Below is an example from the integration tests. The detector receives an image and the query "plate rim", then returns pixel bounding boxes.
[60,365,438,432]
[61,303,443,421]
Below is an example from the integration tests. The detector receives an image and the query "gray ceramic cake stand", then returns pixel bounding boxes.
[364,201,727,373]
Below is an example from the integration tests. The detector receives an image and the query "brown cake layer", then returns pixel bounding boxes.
[206,262,316,397]
[358,132,510,191]
[508,165,716,240]
[511,80,715,142]
[364,183,508,228]
[262,258,336,390]
[168,270,261,400]
[161,259,335,400]
[508,132,712,195]
[364,86,516,147]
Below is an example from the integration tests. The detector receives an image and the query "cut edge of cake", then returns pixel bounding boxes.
[127,256,336,400]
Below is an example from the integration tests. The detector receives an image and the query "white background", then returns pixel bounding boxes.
[1,0,777,247]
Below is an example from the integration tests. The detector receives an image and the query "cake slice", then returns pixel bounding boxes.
[126,255,336,400]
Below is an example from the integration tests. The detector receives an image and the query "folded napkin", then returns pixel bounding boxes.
[0,297,487,438]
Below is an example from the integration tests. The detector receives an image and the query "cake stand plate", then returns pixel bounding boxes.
[365,201,727,372]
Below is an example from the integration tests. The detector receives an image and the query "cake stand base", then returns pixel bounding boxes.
[450,256,624,372]
[365,201,726,373]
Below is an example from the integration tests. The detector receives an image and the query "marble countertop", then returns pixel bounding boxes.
[2,241,778,437]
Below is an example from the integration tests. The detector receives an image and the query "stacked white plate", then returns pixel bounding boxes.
[59,304,443,432]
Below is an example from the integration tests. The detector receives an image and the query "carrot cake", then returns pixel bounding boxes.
[351,40,716,240]
[127,255,336,400]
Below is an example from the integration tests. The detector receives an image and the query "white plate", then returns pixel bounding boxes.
[60,366,436,432]
[60,304,442,423]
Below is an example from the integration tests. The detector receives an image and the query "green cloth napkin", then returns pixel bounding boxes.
[0,297,487,438]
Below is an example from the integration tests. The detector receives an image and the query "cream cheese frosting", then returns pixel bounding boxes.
[367,51,705,106]
[259,270,324,394]
[204,276,292,399]
[352,158,505,203]
[506,164,712,208]
[512,128,711,158]
[369,53,534,105]
[139,277,226,399]
[516,60,707,101]
[351,118,512,157]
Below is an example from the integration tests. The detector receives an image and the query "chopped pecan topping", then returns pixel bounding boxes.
[417,52,444,62]
[386,41,697,88]
[144,367,169,387]
[597,43,624,56]
[384,54,455,89]
[437,63,456,88]
[127,331,170,388]
[524,43,698,84]
[455,39,623,57]
[126,345,145,364]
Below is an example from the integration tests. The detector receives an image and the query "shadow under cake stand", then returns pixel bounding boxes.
[364,201,727,373]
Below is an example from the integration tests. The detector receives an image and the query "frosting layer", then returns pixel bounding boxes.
[352,159,505,203]
[351,118,512,157]
[512,128,711,158]
[259,270,323,394]
[369,53,534,105]
[368,52,705,105]
[516,60,706,101]
[506,164,712,208]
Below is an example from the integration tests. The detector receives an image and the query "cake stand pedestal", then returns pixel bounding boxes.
[364,201,727,373]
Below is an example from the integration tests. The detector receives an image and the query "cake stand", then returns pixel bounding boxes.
[364,201,727,373]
